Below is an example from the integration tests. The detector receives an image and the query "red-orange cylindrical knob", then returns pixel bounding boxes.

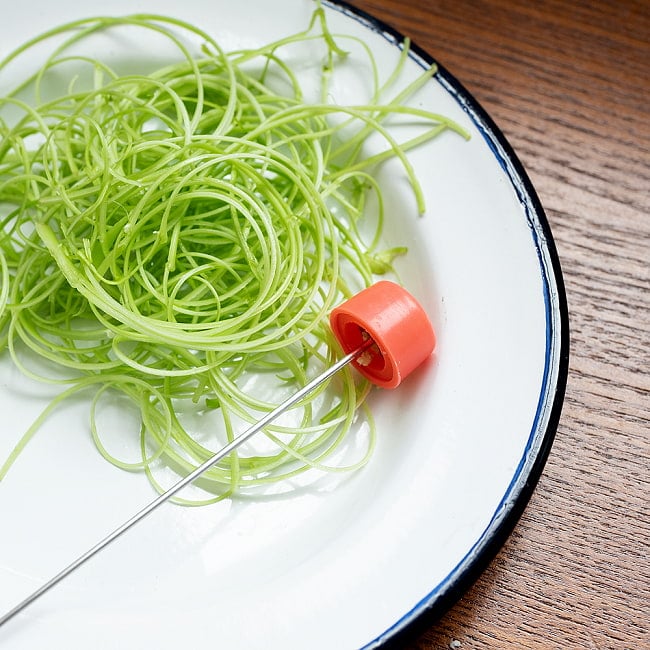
[329,281,436,389]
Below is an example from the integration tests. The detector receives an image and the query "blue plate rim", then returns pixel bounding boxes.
[322,2,570,648]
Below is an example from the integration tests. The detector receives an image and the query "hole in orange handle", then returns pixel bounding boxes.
[356,331,382,367]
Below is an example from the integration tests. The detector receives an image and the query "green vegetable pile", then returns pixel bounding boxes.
[0,8,466,502]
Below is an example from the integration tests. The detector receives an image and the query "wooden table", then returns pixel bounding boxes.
[345,1,649,648]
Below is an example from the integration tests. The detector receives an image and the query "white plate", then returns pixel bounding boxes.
[0,2,568,648]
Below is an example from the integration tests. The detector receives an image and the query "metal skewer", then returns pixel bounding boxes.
[0,341,371,628]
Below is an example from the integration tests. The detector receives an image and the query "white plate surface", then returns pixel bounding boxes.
[0,2,567,648]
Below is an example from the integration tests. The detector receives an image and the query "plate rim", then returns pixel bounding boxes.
[0,2,570,647]
[323,1,570,647]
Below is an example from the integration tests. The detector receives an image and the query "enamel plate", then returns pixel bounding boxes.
[0,1,568,648]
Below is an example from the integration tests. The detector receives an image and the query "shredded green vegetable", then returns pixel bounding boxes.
[0,8,468,503]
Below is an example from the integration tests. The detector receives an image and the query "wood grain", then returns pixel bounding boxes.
[345,1,650,648]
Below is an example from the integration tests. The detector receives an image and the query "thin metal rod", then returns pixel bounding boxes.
[0,342,369,628]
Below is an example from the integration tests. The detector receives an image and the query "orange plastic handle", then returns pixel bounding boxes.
[329,281,436,389]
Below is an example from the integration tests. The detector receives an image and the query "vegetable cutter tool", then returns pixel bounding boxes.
[0,280,435,627]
